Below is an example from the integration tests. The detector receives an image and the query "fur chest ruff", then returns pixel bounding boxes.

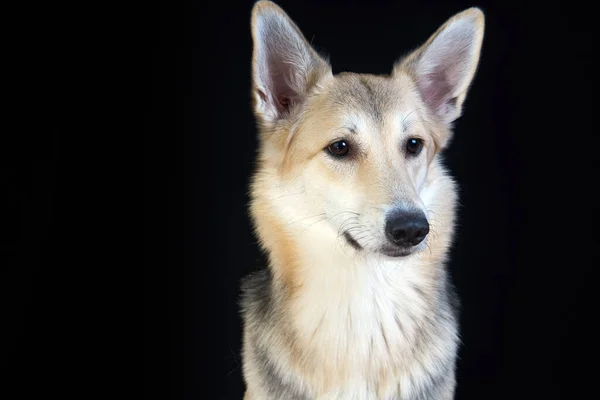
[242,257,459,400]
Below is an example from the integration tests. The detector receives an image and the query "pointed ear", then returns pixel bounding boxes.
[251,1,332,125]
[395,8,485,125]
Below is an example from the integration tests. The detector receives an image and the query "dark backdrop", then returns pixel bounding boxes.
[147,0,597,399]
[4,0,594,399]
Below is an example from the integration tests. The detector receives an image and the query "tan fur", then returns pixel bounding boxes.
[242,2,484,399]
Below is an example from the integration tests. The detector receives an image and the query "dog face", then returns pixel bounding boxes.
[250,1,484,258]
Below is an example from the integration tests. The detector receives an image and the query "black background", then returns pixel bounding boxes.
[6,0,597,399]
[147,1,596,398]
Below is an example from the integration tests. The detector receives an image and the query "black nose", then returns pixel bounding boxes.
[385,211,429,246]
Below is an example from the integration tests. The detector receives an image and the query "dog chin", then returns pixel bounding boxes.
[379,246,416,258]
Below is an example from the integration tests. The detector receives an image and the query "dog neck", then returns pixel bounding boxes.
[248,160,459,394]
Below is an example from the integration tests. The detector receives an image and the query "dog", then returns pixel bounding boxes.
[240,1,484,399]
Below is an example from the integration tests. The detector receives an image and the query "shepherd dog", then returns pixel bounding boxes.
[240,1,484,398]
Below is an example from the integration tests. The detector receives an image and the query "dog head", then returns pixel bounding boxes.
[250,1,484,259]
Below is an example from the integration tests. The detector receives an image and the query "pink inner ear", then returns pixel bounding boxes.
[414,21,476,121]
[278,96,291,111]
[420,71,454,113]
[268,63,299,115]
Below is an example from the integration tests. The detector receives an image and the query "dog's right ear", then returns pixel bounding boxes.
[251,1,332,126]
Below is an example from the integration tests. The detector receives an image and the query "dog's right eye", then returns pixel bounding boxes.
[327,140,350,157]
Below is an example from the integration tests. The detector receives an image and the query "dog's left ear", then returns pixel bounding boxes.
[394,8,485,125]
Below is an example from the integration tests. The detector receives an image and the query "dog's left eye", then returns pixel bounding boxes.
[406,138,424,156]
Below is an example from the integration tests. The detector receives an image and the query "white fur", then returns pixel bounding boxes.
[258,160,458,399]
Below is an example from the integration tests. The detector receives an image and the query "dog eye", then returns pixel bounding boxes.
[327,140,350,157]
[406,138,424,156]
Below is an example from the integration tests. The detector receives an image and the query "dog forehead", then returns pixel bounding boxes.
[329,73,403,123]
[320,73,416,132]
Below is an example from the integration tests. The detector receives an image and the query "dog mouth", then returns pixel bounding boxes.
[343,231,417,257]
[379,247,414,257]
[343,231,363,251]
